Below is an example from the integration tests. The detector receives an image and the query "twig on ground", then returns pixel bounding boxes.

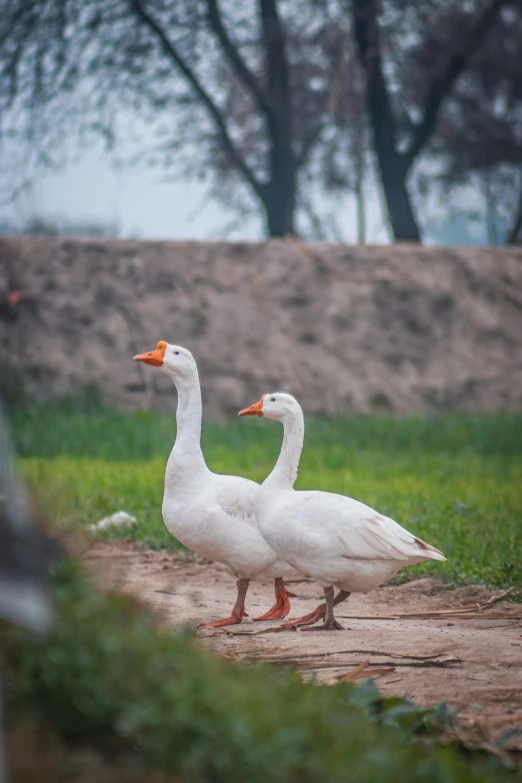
[338,659,370,680]
[280,658,460,671]
[254,649,451,662]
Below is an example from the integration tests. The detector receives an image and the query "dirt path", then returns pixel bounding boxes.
[83,540,522,748]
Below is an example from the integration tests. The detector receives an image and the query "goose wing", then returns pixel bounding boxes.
[212,473,259,530]
[295,491,446,562]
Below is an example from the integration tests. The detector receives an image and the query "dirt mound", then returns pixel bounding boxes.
[1,236,521,415]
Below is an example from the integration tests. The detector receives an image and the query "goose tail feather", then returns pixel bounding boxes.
[414,537,446,562]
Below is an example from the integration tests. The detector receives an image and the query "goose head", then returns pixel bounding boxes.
[133,341,197,381]
[239,392,300,423]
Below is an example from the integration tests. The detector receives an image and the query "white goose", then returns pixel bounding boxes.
[133,342,295,628]
[239,393,446,630]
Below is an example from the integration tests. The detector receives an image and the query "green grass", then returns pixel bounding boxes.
[8,404,522,588]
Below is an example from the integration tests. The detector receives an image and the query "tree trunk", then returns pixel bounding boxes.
[263,122,296,237]
[351,0,421,243]
[355,173,366,244]
[507,186,522,245]
[263,176,296,237]
[484,170,498,246]
[258,0,295,238]
[377,157,421,242]
[354,114,366,244]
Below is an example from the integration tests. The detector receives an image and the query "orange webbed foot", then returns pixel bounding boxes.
[254,580,294,621]
[198,612,244,629]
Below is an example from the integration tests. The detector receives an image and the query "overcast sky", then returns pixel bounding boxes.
[1,142,392,243]
[0,138,491,245]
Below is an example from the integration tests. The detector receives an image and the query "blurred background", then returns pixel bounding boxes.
[0,0,521,246]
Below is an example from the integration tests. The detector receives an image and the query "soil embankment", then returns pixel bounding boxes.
[1,237,521,414]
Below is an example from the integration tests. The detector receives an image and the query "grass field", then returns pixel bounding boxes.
[9,404,522,589]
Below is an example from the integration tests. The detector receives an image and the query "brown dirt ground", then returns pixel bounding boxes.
[82,539,522,749]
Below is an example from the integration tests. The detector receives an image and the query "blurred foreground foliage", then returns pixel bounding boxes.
[5,558,520,782]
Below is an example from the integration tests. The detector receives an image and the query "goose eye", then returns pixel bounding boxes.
[270,397,276,402]
[174,351,180,355]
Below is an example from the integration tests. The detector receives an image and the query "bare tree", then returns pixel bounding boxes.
[431,5,522,244]
[0,0,347,238]
[351,0,514,242]
[1,0,520,243]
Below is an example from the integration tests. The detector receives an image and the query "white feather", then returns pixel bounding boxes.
[253,392,446,593]
[151,345,294,581]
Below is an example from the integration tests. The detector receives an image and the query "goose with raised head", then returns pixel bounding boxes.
[239,393,446,631]
[133,342,295,628]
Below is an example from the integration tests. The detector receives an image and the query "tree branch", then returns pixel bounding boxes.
[205,0,273,120]
[127,0,264,199]
[259,0,290,126]
[404,0,508,167]
[296,121,325,167]
[259,0,296,187]
[0,1,36,54]
[351,0,404,173]
[297,39,351,168]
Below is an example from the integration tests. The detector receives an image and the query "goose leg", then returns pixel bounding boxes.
[281,589,350,630]
[198,578,249,628]
[320,586,347,631]
[254,577,296,621]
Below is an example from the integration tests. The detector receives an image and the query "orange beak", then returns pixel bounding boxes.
[238,396,265,417]
[133,341,167,367]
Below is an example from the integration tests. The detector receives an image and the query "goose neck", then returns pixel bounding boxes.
[266,409,304,489]
[166,368,206,473]
[174,372,202,443]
